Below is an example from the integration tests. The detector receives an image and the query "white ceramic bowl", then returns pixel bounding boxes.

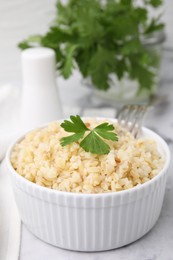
[6,123,170,252]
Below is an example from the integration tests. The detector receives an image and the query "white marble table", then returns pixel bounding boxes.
[0,1,173,259]
[18,49,173,260]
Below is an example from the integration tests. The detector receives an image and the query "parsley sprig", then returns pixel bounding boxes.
[18,0,164,93]
[60,115,118,155]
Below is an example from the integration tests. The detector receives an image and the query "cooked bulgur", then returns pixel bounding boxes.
[11,119,164,193]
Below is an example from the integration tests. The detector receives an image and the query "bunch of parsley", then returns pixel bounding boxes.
[19,0,164,92]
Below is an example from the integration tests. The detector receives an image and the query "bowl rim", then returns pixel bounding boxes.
[6,119,171,198]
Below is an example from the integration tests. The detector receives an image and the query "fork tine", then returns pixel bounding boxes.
[117,105,134,128]
[124,105,137,129]
[131,106,148,137]
[126,105,141,131]
[117,104,148,137]
[117,105,130,122]
[129,106,146,130]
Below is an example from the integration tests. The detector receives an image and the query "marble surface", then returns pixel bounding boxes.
[0,1,173,259]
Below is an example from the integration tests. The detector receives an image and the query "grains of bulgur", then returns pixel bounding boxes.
[11,119,164,193]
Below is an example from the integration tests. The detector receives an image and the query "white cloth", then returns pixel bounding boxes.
[0,159,21,260]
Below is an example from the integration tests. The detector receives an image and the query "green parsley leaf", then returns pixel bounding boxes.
[18,35,42,49]
[129,57,155,91]
[80,131,111,155]
[61,45,78,78]
[60,115,88,133]
[144,0,163,8]
[145,19,164,35]
[60,115,118,154]
[94,123,118,141]
[89,46,115,90]
[60,132,85,146]
[121,38,143,55]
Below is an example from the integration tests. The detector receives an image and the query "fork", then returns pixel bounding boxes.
[116,93,169,137]
[117,104,149,138]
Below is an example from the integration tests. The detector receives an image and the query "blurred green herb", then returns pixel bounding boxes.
[60,115,118,154]
[18,0,164,92]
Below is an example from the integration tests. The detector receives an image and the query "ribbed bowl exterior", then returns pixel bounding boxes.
[6,127,170,251]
